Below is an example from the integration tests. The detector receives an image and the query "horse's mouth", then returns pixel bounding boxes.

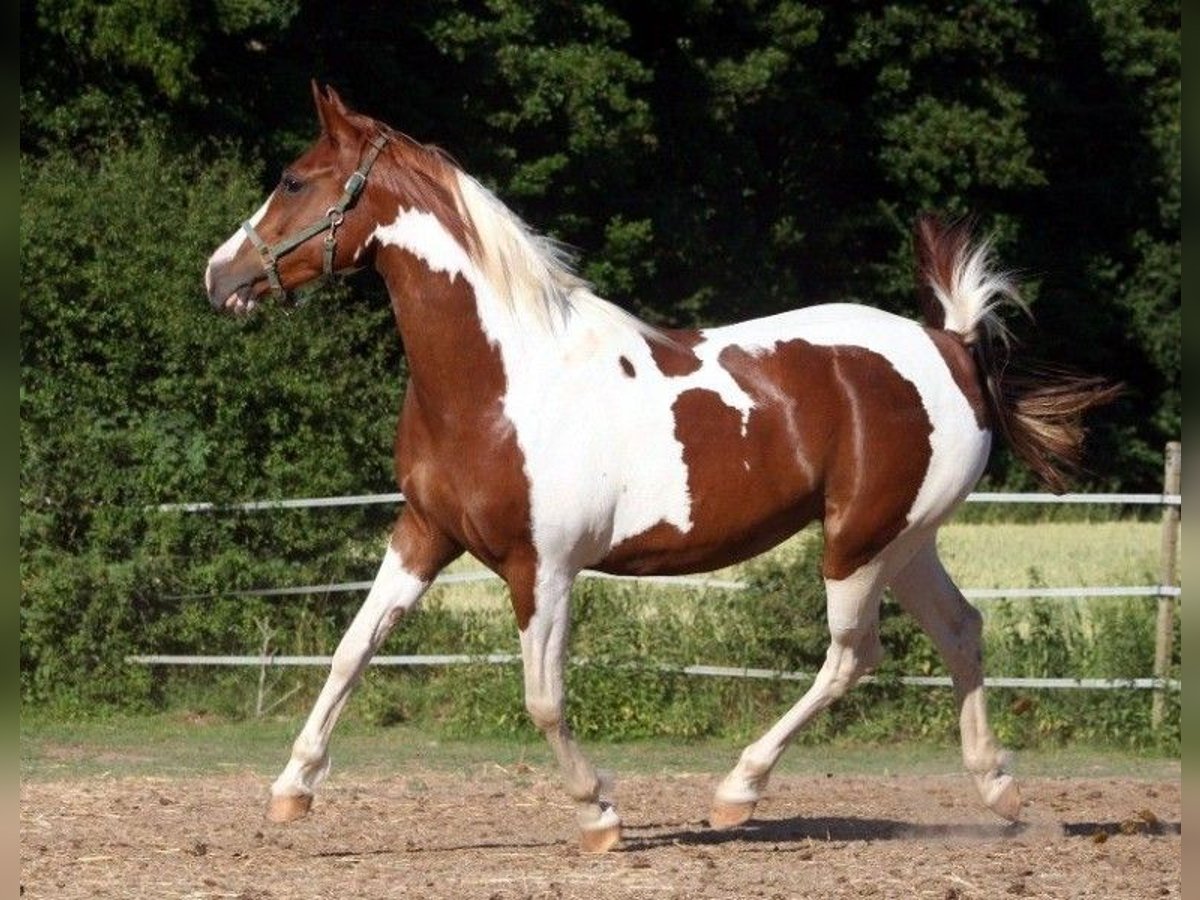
[222,282,259,315]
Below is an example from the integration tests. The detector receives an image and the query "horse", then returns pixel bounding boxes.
[204,83,1115,852]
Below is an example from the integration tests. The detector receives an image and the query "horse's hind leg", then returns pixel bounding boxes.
[710,560,888,828]
[889,541,1021,821]
[266,513,459,822]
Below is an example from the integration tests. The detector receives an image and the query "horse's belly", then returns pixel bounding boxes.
[592,391,828,575]
[594,488,822,576]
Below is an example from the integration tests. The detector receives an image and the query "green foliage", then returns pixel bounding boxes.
[20,1,1178,725]
[332,538,1177,753]
[20,132,402,707]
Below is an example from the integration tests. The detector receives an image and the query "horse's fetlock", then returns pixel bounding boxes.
[565,772,602,804]
[738,745,773,781]
[525,698,562,733]
[291,735,327,769]
[963,743,1008,777]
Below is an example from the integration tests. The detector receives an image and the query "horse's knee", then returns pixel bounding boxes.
[964,742,1008,776]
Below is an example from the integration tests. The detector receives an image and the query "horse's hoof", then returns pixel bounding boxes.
[709,798,757,829]
[579,823,622,853]
[266,792,313,823]
[983,773,1022,822]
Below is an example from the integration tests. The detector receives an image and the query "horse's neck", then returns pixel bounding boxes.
[377,244,521,416]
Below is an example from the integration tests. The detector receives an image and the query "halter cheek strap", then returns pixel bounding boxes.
[241,133,389,299]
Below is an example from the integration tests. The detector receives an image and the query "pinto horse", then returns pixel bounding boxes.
[205,84,1114,852]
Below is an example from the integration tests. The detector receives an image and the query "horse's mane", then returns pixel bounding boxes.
[351,112,663,342]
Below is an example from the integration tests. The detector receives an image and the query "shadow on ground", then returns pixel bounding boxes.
[617,814,1181,851]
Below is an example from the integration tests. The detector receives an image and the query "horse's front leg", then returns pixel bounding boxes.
[267,513,460,822]
[510,565,621,852]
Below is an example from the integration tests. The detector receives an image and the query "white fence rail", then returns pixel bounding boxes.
[156,490,1182,514]
[133,444,1183,695]
[123,652,1180,692]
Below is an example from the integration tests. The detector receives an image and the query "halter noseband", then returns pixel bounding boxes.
[241,133,389,298]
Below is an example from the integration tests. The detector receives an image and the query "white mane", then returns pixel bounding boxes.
[452,170,664,342]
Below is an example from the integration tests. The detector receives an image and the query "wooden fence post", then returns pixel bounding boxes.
[1152,441,1181,728]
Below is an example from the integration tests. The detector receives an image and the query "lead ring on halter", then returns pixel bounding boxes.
[241,133,389,299]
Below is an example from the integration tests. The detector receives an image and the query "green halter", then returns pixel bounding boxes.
[242,133,389,297]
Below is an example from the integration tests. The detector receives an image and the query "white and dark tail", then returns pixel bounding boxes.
[913,214,1120,493]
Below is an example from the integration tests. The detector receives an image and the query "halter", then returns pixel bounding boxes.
[241,133,389,298]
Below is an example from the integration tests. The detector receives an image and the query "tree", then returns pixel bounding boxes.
[19,1,1179,705]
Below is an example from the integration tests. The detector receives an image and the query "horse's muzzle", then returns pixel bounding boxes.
[206,260,265,316]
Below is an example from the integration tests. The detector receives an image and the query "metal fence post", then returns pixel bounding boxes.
[1152,441,1182,728]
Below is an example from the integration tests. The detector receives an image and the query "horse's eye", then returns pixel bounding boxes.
[280,173,304,194]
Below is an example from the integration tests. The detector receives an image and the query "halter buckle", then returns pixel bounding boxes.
[343,171,367,197]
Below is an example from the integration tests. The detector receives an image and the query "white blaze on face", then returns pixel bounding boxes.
[373,209,988,571]
[204,195,273,295]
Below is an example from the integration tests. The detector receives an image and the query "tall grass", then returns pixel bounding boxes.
[153,522,1178,754]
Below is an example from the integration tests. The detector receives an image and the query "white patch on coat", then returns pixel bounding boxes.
[205,196,273,293]
[374,210,987,574]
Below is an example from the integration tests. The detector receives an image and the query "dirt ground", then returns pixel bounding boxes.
[21,767,1180,899]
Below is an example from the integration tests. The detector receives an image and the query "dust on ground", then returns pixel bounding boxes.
[21,767,1180,899]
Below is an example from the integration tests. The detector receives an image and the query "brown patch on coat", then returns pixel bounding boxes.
[599,338,933,582]
[380,246,538,629]
[816,346,932,579]
[619,356,636,378]
[648,329,705,377]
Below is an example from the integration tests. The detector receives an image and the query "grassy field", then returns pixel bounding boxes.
[424,520,1166,612]
[22,518,1173,759]
[19,712,1180,784]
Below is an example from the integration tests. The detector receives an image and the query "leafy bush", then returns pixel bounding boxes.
[20,132,403,710]
[330,536,1178,752]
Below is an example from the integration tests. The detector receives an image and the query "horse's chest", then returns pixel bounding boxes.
[508,368,689,537]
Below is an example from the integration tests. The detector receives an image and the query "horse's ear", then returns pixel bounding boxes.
[311,80,355,146]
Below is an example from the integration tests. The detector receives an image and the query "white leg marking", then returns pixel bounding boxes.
[714,563,886,814]
[270,545,428,801]
[518,568,619,840]
[890,542,1019,820]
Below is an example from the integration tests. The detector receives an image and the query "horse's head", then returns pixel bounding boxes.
[204,83,393,313]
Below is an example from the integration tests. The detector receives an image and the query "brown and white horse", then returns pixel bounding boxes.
[205,84,1114,851]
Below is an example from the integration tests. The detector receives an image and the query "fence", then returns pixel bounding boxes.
[130,443,1182,700]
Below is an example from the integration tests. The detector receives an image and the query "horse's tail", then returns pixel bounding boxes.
[912,214,1120,493]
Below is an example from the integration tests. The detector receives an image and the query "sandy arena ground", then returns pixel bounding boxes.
[20,768,1180,899]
